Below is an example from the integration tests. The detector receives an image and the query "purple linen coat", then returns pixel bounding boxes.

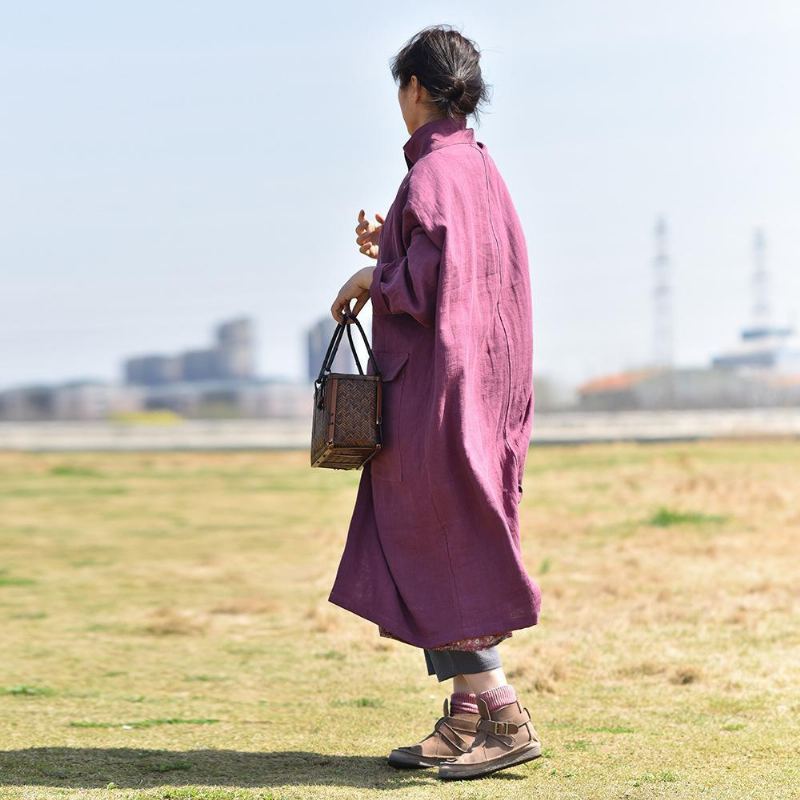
[328,115,541,649]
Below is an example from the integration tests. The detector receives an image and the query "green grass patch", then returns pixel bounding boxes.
[648,507,727,527]
[68,717,219,729]
[0,570,35,587]
[331,697,384,708]
[586,725,635,734]
[636,770,680,784]
[0,684,54,697]
[316,650,347,660]
[564,739,592,751]
[49,464,103,478]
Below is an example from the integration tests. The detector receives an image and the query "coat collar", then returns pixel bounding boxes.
[403,115,475,169]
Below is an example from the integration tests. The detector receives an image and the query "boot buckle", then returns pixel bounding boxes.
[481,719,516,735]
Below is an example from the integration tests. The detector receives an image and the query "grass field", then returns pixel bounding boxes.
[0,441,798,800]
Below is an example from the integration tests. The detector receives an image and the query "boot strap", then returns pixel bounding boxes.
[478,703,532,737]
[478,719,522,735]
[445,717,480,734]
[433,717,473,753]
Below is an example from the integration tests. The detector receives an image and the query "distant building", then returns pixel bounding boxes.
[124,355,181,386]
[710,228,800,374]
[0,381,142,421]
[217,318,256,379]
[116,317,269,417]
[306,316,355,382]
[137,378,309,419]
[124,317,256,386]
[179,349,220,382]
[711,325,800,373]
[532,375,578,412]
[0,385,56,421]
[578,369,664,411]
[578,367,800,411]
[140,379,240,417]
[0,316,318,422]
[240,381,312,418]
[52,382,142,420]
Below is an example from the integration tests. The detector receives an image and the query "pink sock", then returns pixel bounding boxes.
[478,684,517,712]
[450,691,479,715]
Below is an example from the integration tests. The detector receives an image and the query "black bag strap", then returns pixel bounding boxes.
[314,310,381,387]
[344,312,378,376]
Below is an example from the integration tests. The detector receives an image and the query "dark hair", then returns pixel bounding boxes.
[390,25,490,122]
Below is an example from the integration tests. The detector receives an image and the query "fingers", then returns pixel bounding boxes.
[331,303,350,325]
[355,209,384,236]
[355,209,367,235]
[356,225,380,247]
[332,281,372,324]
[331,293,348,324]
[351,293,367,318]
[331,288,360,324]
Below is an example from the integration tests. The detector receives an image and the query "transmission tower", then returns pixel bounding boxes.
[653,215,673,367]
[751,227,769,328]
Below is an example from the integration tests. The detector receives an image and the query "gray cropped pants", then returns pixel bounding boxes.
[423,646,502,682]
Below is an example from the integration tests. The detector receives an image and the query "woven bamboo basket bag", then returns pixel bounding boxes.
[310,310,383,470]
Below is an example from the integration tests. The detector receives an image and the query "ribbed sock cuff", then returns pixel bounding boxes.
[450,691,479,715]
[478,684,517,712]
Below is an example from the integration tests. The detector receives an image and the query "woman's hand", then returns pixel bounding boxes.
[331,266,375,324]
[355,209,385,259]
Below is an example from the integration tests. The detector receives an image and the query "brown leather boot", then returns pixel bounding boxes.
[437,695,542,779]
[387,698,482,769]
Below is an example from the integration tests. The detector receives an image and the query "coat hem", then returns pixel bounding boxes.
[327,588,539,650]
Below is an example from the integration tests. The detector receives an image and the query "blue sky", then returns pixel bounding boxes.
[1,1,798,389]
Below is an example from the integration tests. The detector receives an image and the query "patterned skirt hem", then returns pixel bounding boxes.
[378,624,513,651]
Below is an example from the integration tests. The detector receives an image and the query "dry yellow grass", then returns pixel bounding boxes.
[0,441,798,799]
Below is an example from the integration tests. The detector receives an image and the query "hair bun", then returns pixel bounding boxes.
[448,77,466,99]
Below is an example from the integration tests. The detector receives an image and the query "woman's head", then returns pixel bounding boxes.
[391,25,490,133]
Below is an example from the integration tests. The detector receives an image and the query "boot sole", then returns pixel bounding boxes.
[387,749,450,769]
[438,741,542,780]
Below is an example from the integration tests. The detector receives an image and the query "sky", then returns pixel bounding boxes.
[1,1,798,390]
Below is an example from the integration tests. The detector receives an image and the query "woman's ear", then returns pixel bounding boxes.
[409,75,423,104]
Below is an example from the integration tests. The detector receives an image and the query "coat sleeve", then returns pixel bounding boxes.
[369,201,441,328]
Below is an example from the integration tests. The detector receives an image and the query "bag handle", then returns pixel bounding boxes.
[344,311,380,376]
[314,310,381,388]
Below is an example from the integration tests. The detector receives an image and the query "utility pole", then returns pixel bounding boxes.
[751,227,769,329]
[653,216,673,368]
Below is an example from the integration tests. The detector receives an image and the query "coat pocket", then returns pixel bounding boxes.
[370,350,409,483]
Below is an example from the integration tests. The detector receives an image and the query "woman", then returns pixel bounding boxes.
[328,25,542,780]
